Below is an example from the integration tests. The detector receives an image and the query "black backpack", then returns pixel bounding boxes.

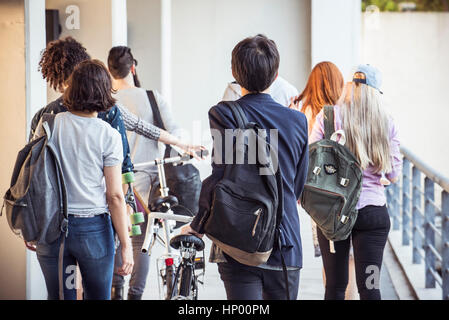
[146,91,202,227]
[2,113,68,245]
[203,101,285,266]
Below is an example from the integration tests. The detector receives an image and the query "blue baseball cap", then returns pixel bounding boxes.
[353,64,383,94]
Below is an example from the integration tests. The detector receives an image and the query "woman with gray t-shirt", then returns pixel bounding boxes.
[35,60,134,300]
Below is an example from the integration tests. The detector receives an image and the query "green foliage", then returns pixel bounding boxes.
[385,0,399,11]
[362,0,449,11]
[415,0,449,10]
[363,0,399,11]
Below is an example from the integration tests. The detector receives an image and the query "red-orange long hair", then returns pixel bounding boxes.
[297,61,344,121]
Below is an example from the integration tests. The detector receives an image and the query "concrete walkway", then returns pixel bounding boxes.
[130,207,397,300]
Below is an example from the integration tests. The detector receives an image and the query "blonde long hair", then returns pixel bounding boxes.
[339,82,392,173]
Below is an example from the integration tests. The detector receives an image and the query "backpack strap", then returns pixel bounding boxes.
[323,105,335,140]
[234,103,249,128]
[274,169,290,300]
[48,143,68,300]
[41,113,56,139]
[147,90,166,131]
[146,90,175,157]
[41,113,68,300]
[222,101,247,129]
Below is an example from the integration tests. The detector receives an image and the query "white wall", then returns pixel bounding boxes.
[169,0,311,176]
[127,0,163,92]
[24,0,48,300]
[311,0,361,79]
[362,13,449,178]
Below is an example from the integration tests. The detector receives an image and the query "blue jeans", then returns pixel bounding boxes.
[36,214,115,300]
[113,214,150,295]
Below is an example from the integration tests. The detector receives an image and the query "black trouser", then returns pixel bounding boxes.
[317,205,391,300]
[217,262,300,300]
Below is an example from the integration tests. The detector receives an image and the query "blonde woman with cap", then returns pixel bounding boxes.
[309,64,402,300]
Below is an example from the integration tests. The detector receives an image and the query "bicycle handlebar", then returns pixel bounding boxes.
[133,149,209,170]
[137,148,208,255]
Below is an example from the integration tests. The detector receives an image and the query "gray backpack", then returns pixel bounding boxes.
[2,113,68,245]
[301,106,363,244]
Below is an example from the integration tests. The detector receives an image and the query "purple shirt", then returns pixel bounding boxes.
[309,105,402,210]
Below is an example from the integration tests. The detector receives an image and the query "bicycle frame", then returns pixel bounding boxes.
[141,211,193,256]
[134,153,204,300]
[141,210,194,299]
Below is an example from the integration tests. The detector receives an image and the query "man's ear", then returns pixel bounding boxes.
[275,72,279,80]
[131,64,136,75]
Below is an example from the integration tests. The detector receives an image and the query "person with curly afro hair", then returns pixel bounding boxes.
[38,37,90,93]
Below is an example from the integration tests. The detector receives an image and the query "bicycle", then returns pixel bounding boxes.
[131,150,208,300]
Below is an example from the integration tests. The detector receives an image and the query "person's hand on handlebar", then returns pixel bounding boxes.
[176,143,207,161]
[180,224,204,239]
[157,130,206,161]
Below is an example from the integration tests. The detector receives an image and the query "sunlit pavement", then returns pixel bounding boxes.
[124,207,397,300]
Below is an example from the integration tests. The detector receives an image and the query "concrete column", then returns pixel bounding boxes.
[0,0,47,300]
[127,0,172,103]
[25,0,47,142]
[127,0,163,92]
[24,0,48,300]
[311,0,362,80]
[111,0,127,47]
[160,0,172,105]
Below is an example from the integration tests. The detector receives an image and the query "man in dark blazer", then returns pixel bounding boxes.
[182,34,309,300]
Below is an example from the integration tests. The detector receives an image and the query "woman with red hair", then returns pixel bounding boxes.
[290,61,344,256]
[290,62,358,299]
[290,61,344,136]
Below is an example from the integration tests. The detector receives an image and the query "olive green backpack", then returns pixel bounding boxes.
[301,106,363,250]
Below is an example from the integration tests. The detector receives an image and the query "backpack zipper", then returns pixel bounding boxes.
[252,208,263,236]
[4,199,27,207]
[220,183,264,205]
[312,144,362,171]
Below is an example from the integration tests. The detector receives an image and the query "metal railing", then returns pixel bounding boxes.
[386,146,449,300]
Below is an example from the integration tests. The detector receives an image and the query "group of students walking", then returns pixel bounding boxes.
[23,33,401,301]
[26,37,200,300]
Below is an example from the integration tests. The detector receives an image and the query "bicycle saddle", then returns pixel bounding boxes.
[170,234,205,252]
[150,195,179,213]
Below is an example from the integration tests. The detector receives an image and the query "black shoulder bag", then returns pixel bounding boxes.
[146,91,202,222]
